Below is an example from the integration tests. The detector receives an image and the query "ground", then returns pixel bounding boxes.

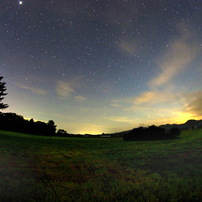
[0,129,202,201]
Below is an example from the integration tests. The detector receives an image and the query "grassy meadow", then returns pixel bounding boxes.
[0,129,202,201]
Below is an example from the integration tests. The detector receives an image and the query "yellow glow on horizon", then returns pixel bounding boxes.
[173,112,202,125]
[77,130,102,135]
[24,117,47,123]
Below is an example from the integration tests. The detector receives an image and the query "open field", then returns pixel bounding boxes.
[0,129,202,201]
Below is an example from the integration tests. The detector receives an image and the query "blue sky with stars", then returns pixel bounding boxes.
[1,0,202,134]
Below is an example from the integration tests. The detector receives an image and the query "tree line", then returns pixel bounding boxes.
[0,112,57,136]
[0,76,60,136]
[123,125,180,141]
[0,75,181,138]
[0,76,8,110]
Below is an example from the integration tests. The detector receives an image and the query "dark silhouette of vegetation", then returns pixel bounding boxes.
[0,76,9,110]
[0,112,57,136]
[57,129,70,137]
[169,127,181,138]
[123,125,180,141]
[0,76,59,136]
[160,119,202,131]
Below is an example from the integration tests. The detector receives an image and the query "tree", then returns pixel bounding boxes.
[47,120,57,135]
[57,129,69,136]
[0,76,9,110]
[169,127,180,138]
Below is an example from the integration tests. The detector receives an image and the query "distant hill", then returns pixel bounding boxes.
[160,119,202,131]
[73,119,202,138]
[104,130,131,138]
[110,119,202,138]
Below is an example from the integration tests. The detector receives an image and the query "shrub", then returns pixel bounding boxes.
[123,125,180,141]
[169,127,180,138]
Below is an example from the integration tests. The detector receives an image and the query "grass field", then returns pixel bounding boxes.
[0,129,202,201]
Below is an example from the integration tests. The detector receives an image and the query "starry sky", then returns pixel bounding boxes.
[1,0,202,134]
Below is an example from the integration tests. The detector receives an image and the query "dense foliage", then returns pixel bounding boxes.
[0,112,56,136]
[0,76,8,110]
[123,125,180,141]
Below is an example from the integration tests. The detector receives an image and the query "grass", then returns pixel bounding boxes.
[0,129,202,201]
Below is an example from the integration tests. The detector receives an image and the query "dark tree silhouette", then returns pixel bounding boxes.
[0,76,9,110]
[57,129,69,137]
[123,125,179,141]
[0,112,58,136]
[169,127,181,138]
[47,120,57,135]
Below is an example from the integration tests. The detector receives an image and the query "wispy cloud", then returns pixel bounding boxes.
[134,90,178,105]
[110,23,201,125]
[19,85,48,96]
[52,113,75,120]
[150,23,200,88]
[118,38,139,55]
[112,90,179,109]
[183,91,202,118]
[56,81,75,99]
[56,80,87,103]
[105,116,136,123]
[74,95,87,102]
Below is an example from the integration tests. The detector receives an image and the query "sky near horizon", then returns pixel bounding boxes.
[1,0,202,134]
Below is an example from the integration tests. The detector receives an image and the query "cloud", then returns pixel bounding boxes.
[111,22,202,125]
[56,81,75,99]
[56,80,87,103]
[74,95,87,102]
[118,38,139,55]
[183,91,202,118]
[111,102,121,107]
[150,24,200,88]
[19,85,48,95]
[110,90,189,127]
[134,91,178,105]
[112,90,178,108]
[52,113,75,120]
[106,116,136,123]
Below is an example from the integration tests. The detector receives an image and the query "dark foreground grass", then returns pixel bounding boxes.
[0,129,202,201]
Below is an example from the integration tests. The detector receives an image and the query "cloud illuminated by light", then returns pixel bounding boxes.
[183,91,202,119]
[109,23,202,127]
[118,38,139,55]
[74,95,87,102]
[134,91,178,105]
[105,116,136,123]
[150,24,200,88]
[56,81,75,99]
[19,85,48,96]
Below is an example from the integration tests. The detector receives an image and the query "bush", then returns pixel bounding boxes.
[123,125,180,141]
[169,127,180,138]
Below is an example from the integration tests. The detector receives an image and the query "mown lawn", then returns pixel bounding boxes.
[0,129,202,201]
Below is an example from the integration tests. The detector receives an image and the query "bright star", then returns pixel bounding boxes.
[19,1,23,5]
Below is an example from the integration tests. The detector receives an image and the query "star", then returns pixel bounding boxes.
[1,0,202,134]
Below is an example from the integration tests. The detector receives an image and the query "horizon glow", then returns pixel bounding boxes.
[1,1,202,134]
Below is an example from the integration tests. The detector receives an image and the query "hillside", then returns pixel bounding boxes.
[106,119,202,138]
[88,119,202,138]
[160,119,202,131]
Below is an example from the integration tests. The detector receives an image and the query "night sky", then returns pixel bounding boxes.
[1,0,202,134]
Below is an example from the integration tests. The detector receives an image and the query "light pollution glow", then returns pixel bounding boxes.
[1,1,202,134]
